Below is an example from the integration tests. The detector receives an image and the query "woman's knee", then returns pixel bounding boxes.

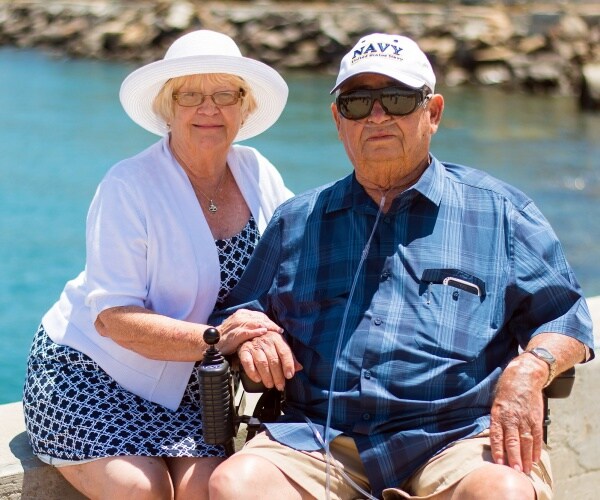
[166,456,224,499]
[59,456,174,500]
[108,457,174,499]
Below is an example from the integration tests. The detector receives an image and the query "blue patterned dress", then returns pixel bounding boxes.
[23,217,259,461]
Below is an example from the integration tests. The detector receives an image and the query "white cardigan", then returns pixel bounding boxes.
[43,137,292,410]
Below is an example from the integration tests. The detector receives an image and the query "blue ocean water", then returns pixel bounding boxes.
[1,48,599,404]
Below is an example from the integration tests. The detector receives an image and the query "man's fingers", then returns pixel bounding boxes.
[503,430,523,473]
[238,345,266,384]
[519,431,534,474]
[250,344,277,389]
[273,336,301,380]
[237,332,300,391]
[489,421,506,466]
[238,336,280,389]
[254,336,286,390]
[490,419,543,476]
[531,429,543,466]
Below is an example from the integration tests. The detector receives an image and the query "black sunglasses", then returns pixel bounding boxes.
[336,86,431,120]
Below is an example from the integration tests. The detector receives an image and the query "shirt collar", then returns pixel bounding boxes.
[410,155,444,207]
[325,156,445,215]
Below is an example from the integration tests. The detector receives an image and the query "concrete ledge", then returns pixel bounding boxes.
[2,297,599,499]
[0,402,84,499]
[548,295,600,498]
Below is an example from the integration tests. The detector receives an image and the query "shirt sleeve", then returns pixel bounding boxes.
[508,200,594,354]
[84,174,148,322]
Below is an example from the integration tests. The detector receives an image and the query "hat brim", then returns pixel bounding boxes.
[120,55,288,142]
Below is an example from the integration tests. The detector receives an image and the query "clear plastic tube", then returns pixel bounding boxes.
[304,416,377,500]
[319,194,387,500]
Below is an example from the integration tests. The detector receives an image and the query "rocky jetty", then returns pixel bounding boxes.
[1,1,600,108]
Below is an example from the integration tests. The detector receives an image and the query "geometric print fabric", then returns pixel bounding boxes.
[23,216,259,460]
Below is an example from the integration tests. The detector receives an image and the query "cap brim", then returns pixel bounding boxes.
[330,70,424,94]
[120,55,288,142]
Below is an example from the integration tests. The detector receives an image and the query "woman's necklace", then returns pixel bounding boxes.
[173,149,229,214]
[193,167,228,214]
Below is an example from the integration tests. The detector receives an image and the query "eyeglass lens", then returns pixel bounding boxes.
[337,87,426,120]
[173,90,243,107]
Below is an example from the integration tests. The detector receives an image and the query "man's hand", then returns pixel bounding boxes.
[489,354,548,474]
[237,332,302,391]
[216,309,283,356]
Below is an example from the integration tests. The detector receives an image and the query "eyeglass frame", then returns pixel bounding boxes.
[335,86,432,121]
[172,89,246,107]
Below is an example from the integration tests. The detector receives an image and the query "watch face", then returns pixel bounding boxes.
[532,348,555,364]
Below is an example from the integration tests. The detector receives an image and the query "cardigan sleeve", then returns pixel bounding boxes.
[85,172,149,322]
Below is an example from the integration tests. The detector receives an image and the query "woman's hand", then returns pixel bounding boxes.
[216,309,283,355]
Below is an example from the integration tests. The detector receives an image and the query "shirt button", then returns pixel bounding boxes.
[364,370,371,379]
[374,317,383,326]
[362,413,371,421]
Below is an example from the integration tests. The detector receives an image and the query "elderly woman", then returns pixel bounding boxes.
[22,30,292,499]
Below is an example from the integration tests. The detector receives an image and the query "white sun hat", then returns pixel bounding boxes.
[120,30,288,142]
[331,33,436,93]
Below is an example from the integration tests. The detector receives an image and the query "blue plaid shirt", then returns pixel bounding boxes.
[216,156,594,497]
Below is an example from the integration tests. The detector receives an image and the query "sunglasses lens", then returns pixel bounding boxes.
[381,89,419,115]
[337,87,424,120]
[338,92,373,120]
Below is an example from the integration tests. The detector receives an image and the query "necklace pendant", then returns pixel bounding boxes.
[208,200,218,213]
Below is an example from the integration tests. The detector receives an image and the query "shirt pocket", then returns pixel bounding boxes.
[417,268,492,361]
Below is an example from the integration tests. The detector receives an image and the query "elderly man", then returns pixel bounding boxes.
[208,33,594,499]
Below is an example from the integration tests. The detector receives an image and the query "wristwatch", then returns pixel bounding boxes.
[525,347,557,388]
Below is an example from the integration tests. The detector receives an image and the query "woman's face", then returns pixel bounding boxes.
[169,74,246,153]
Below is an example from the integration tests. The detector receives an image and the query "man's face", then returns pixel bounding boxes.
[331,73,443,188]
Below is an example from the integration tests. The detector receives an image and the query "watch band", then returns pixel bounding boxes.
[525,347,556,388]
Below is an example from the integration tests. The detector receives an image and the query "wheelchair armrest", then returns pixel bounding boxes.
[543,366,575,399]
[541,366,575,444]
[240,369,270,393]
[227,355,270,392]
[228,356,283,442]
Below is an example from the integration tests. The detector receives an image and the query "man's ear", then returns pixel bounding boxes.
[331,102,342,139]
[428,94,444,127]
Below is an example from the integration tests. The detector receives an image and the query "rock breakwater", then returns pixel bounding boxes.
[2,1,600,106]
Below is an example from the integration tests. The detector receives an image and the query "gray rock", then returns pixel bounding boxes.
[580,63,600,110]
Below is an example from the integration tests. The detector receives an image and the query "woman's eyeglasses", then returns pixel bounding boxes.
[336,86,431,120]
[173,89,245,107]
